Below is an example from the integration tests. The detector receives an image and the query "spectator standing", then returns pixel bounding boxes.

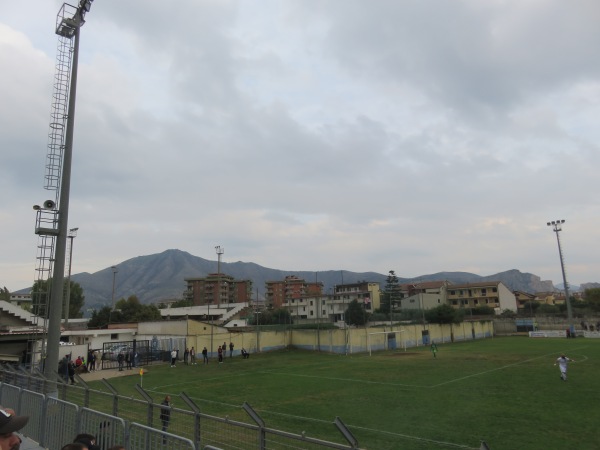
[190,347,196,365]
[87,350,93,372]
[202,347,208,364]
[59,355,70,382]
[217,346,223,364]
[125,352,131,370]
[90,352,97,371]
[68,359,76,384]
[170,349,177,367]
[160,395,171,444]
[184,348,189,365]
[117,352,124,371]
[229,342,234,358]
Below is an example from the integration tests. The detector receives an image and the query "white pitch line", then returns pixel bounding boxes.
[257,371,429,388]
[245,407,478,449]
[149,371,249,391]
[432,346,589,388]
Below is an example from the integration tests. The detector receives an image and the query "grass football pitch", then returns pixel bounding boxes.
[90,337,599,450]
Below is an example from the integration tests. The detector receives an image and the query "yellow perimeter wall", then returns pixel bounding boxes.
[182,321,494,356]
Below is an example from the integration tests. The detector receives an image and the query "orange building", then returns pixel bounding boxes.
[185,273,252,307]
[265,275,323,309]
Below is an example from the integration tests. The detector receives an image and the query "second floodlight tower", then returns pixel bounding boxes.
[546,220,574,335]
[215,245,224,307]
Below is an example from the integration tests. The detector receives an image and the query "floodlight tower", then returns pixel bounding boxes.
[546,220,574,335]
[64,227,79,327]
[108,266,119,325]
[42,0,94,380]
[215,245,224,307]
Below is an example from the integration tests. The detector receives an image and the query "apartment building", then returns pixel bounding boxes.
[265,275,323,309]
[184,273,252,306]
[514,290,537,311]
[447,281,517,312]
[534,291,567,307]
[284,281,381,324]
[334,281,381,312]
[397,281,450,311]
[8,293,32,309]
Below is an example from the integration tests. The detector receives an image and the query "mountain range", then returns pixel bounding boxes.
[52,249,583,311]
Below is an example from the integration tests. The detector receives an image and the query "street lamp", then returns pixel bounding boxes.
[64,227,79,327]
[44,0,95,381]
[109,266,118,325]
[546,220,574,335]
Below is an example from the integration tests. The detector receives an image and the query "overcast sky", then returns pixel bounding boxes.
[2,0,599,292]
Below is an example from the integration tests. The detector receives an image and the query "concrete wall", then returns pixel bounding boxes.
[184,321,495,356]
[493,316,600,335]
[138,320,189,336]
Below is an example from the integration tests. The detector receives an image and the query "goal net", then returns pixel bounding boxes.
[367,329,406,356]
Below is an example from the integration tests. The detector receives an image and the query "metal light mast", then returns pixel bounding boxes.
[35,0,94,380]
[109,266,118,325]
[64,227,79,327]
[215,246,224,307]
[546,220,574,335]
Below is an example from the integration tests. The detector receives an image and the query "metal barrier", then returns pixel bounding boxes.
[44,397,80,450]
[129,422,196,450]
[0,368,361,450]
[79,408,127,450]
[19,389,45,444]
[0,383,20,411]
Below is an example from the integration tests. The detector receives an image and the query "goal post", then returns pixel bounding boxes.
[367,329,406,356]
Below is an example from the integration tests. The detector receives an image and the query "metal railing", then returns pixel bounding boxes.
[0,366,360,450]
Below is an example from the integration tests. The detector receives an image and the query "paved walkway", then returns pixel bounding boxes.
[78,366,143,383]
[18,436,46,450]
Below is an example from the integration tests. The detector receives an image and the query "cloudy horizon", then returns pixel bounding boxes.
[1,0,599,293]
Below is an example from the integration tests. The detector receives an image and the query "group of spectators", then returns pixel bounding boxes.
[57,350,103,385]
[0,405,125,450]
[170,343,250,366]
[116,352,136,371]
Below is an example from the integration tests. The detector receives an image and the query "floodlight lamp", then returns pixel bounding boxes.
[81,0,93,12]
